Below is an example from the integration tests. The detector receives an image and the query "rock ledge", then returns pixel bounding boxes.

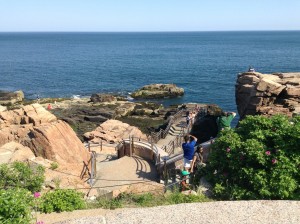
[131,84,184,99]
[236,72,300,119]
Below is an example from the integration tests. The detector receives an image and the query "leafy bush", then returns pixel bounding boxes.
[206,115,300,200]
[40,189,85,213]
[0,188,33,224]
[0,161,45,193]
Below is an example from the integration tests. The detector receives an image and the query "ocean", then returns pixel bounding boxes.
[1,31,300,116]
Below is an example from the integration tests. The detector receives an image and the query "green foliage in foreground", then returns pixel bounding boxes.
[0,188,33,224]
[89,191,211,210]
[40,189,86,213]
[0,161,45,193]
[206,115,300,200]
[0,188,87,223]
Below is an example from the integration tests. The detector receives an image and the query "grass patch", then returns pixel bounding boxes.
[87,191,212,210]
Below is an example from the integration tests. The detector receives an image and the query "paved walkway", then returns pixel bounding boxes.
[92,154,162,196]
[39,200,300,224]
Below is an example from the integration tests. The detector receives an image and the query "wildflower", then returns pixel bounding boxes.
[265,151,271,156]
[272,159,277,164]
[226,147,231,153]
[34,192,41,198]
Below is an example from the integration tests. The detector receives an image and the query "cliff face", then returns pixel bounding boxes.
[0,104,89,169]
[236,72,300,119]
[0,104,91,190]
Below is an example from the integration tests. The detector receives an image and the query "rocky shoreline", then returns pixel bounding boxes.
[0,84,192,194]
[0,84,185,140]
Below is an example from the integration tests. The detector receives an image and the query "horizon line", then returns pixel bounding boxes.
[0,29,300,33]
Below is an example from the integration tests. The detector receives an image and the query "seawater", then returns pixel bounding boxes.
[1,31,300,115]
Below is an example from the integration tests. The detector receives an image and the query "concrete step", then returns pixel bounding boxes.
[169,129,181,135]
[170,126,182,133]
[170,126,182,132]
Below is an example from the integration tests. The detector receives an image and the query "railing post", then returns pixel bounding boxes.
[122,140,125,157]
[163,158,168,185]
[88,143,91,152]
[100,140,102,151]
[150,140,154,160]
[131,136,134,156]
[172,141,175,154]
[93,152,96,179]
[128,135,132,157]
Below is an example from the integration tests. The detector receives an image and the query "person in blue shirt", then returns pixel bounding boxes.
[182,134,197,170]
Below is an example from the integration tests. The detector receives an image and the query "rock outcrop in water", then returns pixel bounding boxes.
[236,72,300,119]
[131,84,184,99]
[90,93,117,103]
[0,90,24,106]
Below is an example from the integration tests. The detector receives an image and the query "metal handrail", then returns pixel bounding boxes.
[114,137,159,161]
[161,125,186,155]
[150,109,185,143]
[87,151,97,186]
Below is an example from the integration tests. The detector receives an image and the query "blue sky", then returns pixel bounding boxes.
[0,0,299,31]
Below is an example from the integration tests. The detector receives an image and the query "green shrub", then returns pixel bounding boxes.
[0,188,33,224]
[0,161,45,193]
[206,115,300,200]
[50,162,59,170]
[96,196,124,209]
[40,189,85,213]
[164,190,209,204]
[130,193,155,207]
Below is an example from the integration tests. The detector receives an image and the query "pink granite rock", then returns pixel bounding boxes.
[236,72,300,119]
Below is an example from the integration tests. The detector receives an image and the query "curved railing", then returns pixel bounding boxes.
[115,137,161,165]
[84,141,118,152]
[113,106,209,177]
